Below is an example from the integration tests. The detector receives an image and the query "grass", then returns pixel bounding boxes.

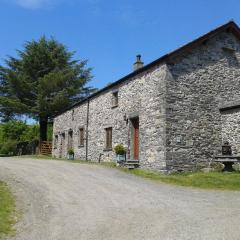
[122,169,240,191]
[0,181,16,239]
[14,155,240,191]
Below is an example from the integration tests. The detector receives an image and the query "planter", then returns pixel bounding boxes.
[67,154,75,160]
[116,154,126,163]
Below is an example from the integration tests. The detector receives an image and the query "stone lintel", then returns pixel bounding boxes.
[219,100,240,111]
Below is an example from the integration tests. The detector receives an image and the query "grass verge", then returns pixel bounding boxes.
[0,181,16,239]
[15,155,240,191]
[122,169,240,191]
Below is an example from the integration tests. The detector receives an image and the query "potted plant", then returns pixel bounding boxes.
[114,144,126,163]
[67,149,75,160]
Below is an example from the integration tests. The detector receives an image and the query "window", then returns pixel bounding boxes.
[54,135,58,149]
[112,91,118,107]
[78,128,84,147]
[68,130,73,149]
[105,127,112,150]
[72,110,75,121]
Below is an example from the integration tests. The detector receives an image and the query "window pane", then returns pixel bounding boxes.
[105,128,112,149]
[68,131,73,149]
[112,92,118,107]
[79,128,84,146]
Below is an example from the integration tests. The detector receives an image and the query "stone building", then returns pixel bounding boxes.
[53,21,240,172]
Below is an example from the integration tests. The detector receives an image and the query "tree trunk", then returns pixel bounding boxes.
[39,117,48,143]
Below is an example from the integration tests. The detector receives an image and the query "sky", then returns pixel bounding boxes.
[0,0,240,90]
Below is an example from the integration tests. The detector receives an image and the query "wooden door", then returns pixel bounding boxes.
[60,133,65,158]
[132,118,139,160]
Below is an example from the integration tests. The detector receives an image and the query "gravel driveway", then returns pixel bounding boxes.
[0,157,240,240]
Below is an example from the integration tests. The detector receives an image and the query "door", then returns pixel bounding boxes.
[132,118,139,160]
[60,133,65,158]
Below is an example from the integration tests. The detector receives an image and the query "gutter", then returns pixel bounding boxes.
[85,99,90,161]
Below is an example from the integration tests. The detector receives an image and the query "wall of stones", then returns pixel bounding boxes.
[53,64,167,170]
[52,103,88,159]
[165,31,240,171]
[221,108,240,155]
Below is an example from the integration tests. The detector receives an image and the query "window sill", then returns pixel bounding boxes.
[111,105,118,109]
[103,148,113,152]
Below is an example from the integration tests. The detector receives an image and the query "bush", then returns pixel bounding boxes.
[1,121,28,142]
[113,144,126,155]
[0,140,18,155]
[0,120,44,156]
[233,163,240,172]
[21,125,39,142]
[210,162,224,172]
[68,149,74,155]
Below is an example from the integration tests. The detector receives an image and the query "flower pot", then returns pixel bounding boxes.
[116,154,126,163]
[68,154,74,160]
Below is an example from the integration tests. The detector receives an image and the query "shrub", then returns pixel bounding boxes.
[1,121,28,142]
[68,149,74,155]
[113,144,126,155]
[233,163,240,172]
[210,162,224,172]
[0,140,18,155]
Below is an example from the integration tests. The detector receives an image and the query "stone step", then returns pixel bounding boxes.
[125,160,139,164]
[123,163,138,167]
[123,161,139,169]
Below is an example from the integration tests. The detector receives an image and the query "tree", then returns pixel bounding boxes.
[0,36,93,142]
[0,121,28,141]
[0,121,28,155]
[0,121,42,155]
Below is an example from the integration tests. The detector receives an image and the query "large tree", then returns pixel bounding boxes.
[0,37,93,142]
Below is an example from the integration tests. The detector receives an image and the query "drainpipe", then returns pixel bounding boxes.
[85,98,90,161]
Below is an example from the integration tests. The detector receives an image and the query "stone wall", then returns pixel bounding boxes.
[53,29,240,172]
[221,108,240,155]
[53,64,167,170]
[53,103,88,159]
[165,31,240,171]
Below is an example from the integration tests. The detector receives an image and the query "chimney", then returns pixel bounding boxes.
[133,55,144,71]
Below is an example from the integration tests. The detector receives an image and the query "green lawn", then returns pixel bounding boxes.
[14,155,240,191]
[123,169,240,191]
[0,181,16,239]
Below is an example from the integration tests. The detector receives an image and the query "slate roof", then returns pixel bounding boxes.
[54,20,240,117]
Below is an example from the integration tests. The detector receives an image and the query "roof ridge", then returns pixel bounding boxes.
[54,20,240,117]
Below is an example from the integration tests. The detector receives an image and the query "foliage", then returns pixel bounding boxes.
[0,120,53,155]
[67,149,74,155]
[1,121,27,142]
[47,124,53,141]
[0,181,16,237]
[113,144,126,155]
[0,36,94,141]
[0,140,18,155]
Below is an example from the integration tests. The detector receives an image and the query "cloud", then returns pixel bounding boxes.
[8,0,60,9]
[6,0,99,10]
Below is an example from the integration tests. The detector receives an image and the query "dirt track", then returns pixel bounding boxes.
[0,157,240,240]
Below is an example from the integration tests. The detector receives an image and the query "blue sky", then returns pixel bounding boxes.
[0,0,240,89]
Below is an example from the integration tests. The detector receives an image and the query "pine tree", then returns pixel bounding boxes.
[0,36,93,142]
